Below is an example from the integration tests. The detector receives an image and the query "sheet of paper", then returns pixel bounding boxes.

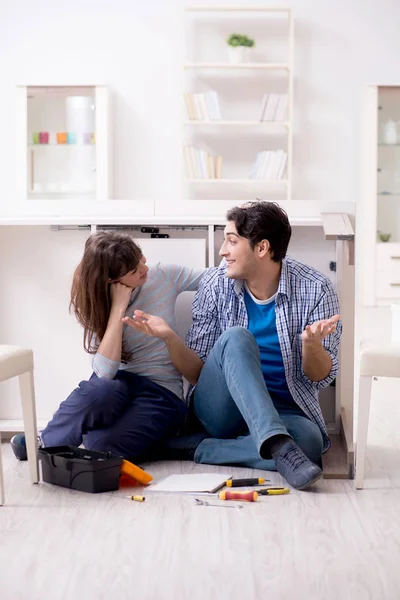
[147,473,231,494]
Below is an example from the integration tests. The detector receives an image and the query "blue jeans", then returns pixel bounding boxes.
[193,327,324,471]
[41,371,187,461]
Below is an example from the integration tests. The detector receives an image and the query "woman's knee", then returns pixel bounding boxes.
[76,376,126,408]
[83,430,114,454]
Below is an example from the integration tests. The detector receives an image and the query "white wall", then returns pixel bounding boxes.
[1,0,399,217]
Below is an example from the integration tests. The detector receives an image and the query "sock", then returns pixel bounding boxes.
[260,434,292,460]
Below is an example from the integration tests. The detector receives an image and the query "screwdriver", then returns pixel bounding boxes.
[219,490,258,502]
[225,477,267,487]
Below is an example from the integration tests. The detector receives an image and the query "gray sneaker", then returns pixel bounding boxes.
[273,441,323,490]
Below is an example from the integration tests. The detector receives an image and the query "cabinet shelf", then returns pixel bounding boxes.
[184,120,289,127]
[378,193,400,197]
[184,63,290,71]
[28,143,95,147]
[185,178,288,184]
[185,6,291,12]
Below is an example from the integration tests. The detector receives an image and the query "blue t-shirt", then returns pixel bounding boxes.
[244,284,302,414]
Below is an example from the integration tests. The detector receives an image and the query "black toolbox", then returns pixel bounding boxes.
[39,446,123,493]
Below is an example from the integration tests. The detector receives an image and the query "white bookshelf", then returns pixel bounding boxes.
[183,6,293,203]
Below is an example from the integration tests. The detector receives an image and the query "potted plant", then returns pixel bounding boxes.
[377,230,392,243]
[227,33,255,64]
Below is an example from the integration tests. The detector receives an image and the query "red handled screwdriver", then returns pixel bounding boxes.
[219,490,258,502]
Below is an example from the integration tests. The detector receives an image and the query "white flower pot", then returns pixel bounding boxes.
[228,46,249,64]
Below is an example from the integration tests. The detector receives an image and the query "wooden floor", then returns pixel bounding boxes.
[2,380,400,600]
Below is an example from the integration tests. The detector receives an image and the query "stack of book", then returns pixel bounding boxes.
[184,146,223,179]
[259,94,288,122]
[249,150,287,180]
[184,91,222,121]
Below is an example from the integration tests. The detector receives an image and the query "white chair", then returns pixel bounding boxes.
[0,345,39,504]
[355,342,400,489]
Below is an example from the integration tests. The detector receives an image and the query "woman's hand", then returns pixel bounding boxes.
[110,282,133,315]
[123,310,174,341]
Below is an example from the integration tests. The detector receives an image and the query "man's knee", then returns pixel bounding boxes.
[219,326,257,349]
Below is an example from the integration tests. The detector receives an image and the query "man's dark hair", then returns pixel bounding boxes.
[226,201,292,262]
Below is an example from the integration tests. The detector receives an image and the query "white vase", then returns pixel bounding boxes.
[228,46,249,64]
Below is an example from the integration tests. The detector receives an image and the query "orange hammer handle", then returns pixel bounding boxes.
[219,490,258,502]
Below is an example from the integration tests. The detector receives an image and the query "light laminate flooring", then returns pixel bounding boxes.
[1,379,400,600]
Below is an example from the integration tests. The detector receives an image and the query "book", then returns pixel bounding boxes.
[215,155,222,179]
[198,94,210,121]
[192,94,202,120]
[184,146,196,179]
[210,90,222,120]
[264,93,280,121]
[260,93,269,121]
[184,93,195,120]
[275,94,288,122]
[208,154,215,178]
[205,92,215,120]
[147,473,232,494]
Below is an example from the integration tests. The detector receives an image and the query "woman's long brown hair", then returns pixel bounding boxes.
[70,231,142,362]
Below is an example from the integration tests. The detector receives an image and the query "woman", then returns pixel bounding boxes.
[11,231,205,462]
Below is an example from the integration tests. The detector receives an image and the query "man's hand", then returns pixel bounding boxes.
[301,314,340,344]
[110,282,132,314]
[301,314,340,382]
[123,310,173,341]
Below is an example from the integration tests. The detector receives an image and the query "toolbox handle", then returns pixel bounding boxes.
[49,455,73,470]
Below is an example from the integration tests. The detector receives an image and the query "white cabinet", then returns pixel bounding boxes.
[15,85,112,216]
[359,84,400,305]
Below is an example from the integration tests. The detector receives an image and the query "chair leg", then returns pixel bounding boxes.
[355,375,373,489]
[0,433,5,505]
[19,370,39,484]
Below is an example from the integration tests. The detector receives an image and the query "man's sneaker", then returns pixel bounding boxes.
[10,433,42,461]
[273,441,323,490]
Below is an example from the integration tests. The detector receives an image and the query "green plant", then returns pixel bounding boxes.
[377,230,391,243]
[227,34,255,48]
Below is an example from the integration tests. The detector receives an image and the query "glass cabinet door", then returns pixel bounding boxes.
[377,86,400,242]
[26,86,97,199]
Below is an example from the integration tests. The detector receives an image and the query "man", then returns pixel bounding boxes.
[182,201,341,490]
